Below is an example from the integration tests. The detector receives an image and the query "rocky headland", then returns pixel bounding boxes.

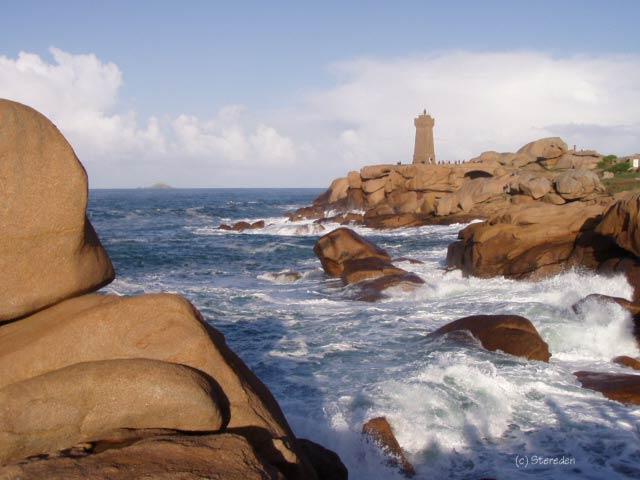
[0,99,345,479]
[297,134,640,409]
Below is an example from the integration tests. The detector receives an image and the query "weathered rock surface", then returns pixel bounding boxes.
[314,228,423,300]
[430,314,551,362]
[313,228,391,277]
[290,136,608,232]
[0,293,306,473]
[596,193,640,258]
[574,371,640,405]
[446,203,608,279]
[0,99,114,322]
[362,417,415,478]
[516,137,567,160]
[0,359,225,465]
[0,434,284,480]
[554,169,605,200]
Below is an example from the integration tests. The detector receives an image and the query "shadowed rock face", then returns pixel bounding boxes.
[0,359,226,465]
[574,371,640,405]
[0,434,285,480]
[0,99,115,321]
[362,417,415,478]
[596,193,640,258]
[297,439,348,480]
[430,315,551,362]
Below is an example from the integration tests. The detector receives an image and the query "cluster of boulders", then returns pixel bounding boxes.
[0,100,345,479]
[291,137,607,229]
[313,228,423,301]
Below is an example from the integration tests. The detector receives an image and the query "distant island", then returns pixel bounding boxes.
[148,182,173,189]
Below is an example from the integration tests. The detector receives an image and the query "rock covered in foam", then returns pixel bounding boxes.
[574,371,640,405]
[362,417,415,478]
[430,314,551,362]
[0,99,114,321]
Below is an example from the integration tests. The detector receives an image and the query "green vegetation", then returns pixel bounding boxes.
[597,154,640,193]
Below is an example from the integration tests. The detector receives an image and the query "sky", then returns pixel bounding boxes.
[2,1,640,188]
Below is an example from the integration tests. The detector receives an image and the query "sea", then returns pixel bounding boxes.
[88,188,640,480]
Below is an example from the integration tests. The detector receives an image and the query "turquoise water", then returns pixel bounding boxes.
[89,188,640,480]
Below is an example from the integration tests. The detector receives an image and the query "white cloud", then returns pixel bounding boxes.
[1,48,639,187]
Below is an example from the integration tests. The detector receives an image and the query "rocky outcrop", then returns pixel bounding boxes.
[0,359,226,465]
[430,315,551,362]
[574,371,640,405]
[0,99,114,322]
[362,417,415,478]
[290,137,607,230]
[446,203,609,279]
[314,228,423,300]
[0,434,284,480]
[0,100,340,479]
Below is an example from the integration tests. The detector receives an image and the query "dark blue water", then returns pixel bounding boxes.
[88,188,640,480]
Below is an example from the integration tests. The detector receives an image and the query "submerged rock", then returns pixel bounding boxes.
[613,356,640,371]
[0,99,114,322]
[362,417,415,478]
[219,220,266,231]
[574,371,640,405]
[429,314,551,362]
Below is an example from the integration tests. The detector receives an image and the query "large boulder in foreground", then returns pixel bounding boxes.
[0,434,283,480]
[430,314,551,362]
[596,193,640,258]
[0,359,225,465]
[0,99,114,322]
[574,371,640,405]
[0,293,302,472]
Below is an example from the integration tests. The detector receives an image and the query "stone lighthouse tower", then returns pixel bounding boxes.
[412,109,436,164]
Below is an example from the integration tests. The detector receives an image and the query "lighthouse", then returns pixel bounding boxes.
[412,109,435,164]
